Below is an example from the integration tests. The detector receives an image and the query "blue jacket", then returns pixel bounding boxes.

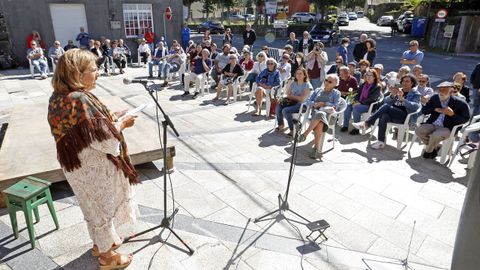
[256,69,280,88]
[384,88,421,114]
[308,88,341,108]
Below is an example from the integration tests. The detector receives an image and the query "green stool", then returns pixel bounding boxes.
[2,176,59,248]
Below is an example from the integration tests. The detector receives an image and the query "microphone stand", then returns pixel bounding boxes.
[123,81,194,255]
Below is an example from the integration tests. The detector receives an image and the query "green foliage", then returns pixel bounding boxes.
[202,0,216,18]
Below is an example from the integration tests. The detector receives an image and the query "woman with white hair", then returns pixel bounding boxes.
[213,54,244,104]
[306,42,328,90]
[253,58,280,116]
[299,73,341,159]
[243,51,267,92]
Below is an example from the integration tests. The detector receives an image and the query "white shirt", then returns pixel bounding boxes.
[277,62,291,82]
[250,61,267,74]
[138,44,151,54]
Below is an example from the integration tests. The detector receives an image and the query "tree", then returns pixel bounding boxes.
[202,0,216,19]
[182,0,198,21]
[342,0,366,10]
[307,0,339,20]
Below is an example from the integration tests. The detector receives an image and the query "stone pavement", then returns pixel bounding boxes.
[0,65,472,270]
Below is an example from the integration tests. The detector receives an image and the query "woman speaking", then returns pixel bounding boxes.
[47,49,138,269]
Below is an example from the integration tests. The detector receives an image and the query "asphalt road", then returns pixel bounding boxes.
[191,18,479,87]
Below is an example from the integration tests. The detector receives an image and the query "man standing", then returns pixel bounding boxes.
[286,32,299,53]
[242,24,256,50]
[352,33,368,63]
[76,27,90,49]
[182,22,191,51]
[415,81,470,159]
[470,63,480,116]
[298,31,314,56]
[400,40,424,69]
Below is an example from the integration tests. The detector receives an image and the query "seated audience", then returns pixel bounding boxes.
[342,68,381,135]
[182,48,212,98]
[275,67,312,136]
[110,40,127,74]
[89,39,95,50]
[239,51,254,72]
[453,83,467,101]
[453,72,470,103]
[118,39,131,64]
[213,54,244,104]
[357,59,370,83]
[48,41,65,66]
[64,40,78,51]
[416,74,434,105]
[298,74,341,159]
[327,56,344,75]
[211,44,231,88]
[243,51,267,92]
[337,66,359,98]
[277,53,292,83]
[348,61,362,83]
[352,74,422,149]
[91,40,109,74]
[253,58,280,116]
[159,44,186,87]
[138,39,151,66]
[148,41,168,78]
[27,41,48,79]
[284,45,296,61]
[413,64,423,81]
[415,81,470,158]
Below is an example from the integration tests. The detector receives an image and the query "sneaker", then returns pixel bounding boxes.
[181,91,190,97]
[309,149,321,160]
[340,127,348,132]
[148,76,153,79]
[192,92,199,99]
[162,81,168,87]
[370,141,385,149]
[422,151,433,159]
[352,121,368,130]
[349,129,359,135]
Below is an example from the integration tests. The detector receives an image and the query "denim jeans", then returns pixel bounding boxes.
[472,89,480,117]
[160,62,180,79]
[366,104,407,142]
[276,103,302,130]
[148,60,162,77]
[343,104,369,128]
[245,73,257,91]
[310,77,321,90]
[32,58,48,76]
[469,130,480,143]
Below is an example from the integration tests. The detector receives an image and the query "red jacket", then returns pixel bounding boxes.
[144,31,155,44]
[27,34,45,49]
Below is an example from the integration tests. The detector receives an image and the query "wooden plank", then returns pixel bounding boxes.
[0,96,174,207]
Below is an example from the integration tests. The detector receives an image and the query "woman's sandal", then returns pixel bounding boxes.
[251,111,260,116]
[99,253,133,270]
[92,239,123,257]
[275,126,285,132]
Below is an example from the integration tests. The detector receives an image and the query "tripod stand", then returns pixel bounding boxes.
[254,120,313,226]
[362,221,416,270]
[123,82,194,255]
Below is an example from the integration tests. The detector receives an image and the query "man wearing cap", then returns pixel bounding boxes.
[373,64,386,90]
[415,81,470,159]
[348,61,362,83]
[400,40,424,69]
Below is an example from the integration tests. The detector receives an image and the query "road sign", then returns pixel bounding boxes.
[165,6,172,21]
[444,24,455,38]
[436,9,448,19]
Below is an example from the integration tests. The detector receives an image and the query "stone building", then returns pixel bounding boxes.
[0,0,184,67]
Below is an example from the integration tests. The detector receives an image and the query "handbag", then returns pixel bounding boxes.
[269,98,278,116]
[279,97,297,107]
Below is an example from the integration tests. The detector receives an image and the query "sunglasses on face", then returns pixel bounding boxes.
[325,79,333,84]
[267,63,275,65]
[419,80,427,83]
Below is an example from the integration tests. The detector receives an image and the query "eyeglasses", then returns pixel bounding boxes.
[419,80,427,83]
[31,43,36,46]
[267,63,275,65]
[324,79,333,84]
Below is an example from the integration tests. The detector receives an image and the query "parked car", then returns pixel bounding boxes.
[197,21,225,34]
[337,15,349,26]
[228,14,244,21]
[348,12,357,20]
[309,22,340,47]
[291,12,315,23]
[397,13,414,33]
[243,14,255,21]
[356,11,364,18]
[377,15,394,26]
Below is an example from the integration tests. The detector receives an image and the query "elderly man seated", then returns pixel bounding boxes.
[27,41,48,79]
[353,74,422,149]
[159,44,186,87]
[337,66,358,98]
[47,41,65,66]
[415,81,470,159]
[148,42,168,79]
[182,49,212,98]
[416,74,434,105]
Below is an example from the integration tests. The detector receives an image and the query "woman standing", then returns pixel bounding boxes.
[306,42,328,90]
[203,30,212,45]
[299,74,341,159]
[363,38,376,66]
[275,67,312,136]
[290,52,305,78]
[47,49,138,269]
[223,28,233,45]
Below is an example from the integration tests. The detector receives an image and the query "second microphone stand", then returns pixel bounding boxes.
[123,82,194,255]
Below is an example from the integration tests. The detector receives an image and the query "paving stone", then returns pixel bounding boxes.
[37,222,92,258]
[298,170,353,193]
[418,182,465,211]
[245,249,318,270]
[342,184,405,219]
[0,263,12,270]
[416,236,453,269]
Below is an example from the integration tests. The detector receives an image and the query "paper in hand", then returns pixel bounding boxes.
[118,103,153,121]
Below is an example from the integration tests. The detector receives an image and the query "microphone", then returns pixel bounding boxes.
[123,77,152,85]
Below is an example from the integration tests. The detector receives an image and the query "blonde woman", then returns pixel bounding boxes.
[243,51,267,92]
[47,49,138,269]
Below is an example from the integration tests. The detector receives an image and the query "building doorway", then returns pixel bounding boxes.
[49,4,88,48]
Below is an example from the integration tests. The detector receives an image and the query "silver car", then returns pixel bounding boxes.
[377,15,394,26]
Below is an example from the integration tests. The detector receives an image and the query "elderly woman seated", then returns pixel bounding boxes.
[275,67,312,136]
[353,74,422,149]
[213,54,244,104]
[182,49,212,98]
[298,74,341,159]
[252,58,281,116]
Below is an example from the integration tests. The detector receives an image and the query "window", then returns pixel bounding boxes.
[123,4,153,38]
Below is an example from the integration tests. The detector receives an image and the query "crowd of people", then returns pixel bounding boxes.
[27,25,480,161]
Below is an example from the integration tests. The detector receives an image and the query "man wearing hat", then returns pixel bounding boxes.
[415,81,470,159]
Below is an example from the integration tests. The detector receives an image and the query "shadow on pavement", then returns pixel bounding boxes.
[406,157,470,186]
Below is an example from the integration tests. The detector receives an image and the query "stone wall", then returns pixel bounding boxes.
[0,11,15,69]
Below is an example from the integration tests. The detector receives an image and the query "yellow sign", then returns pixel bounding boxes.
[276,12,288,20]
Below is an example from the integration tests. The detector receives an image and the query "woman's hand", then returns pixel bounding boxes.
[114,109,128,118]
[120,115,137,131]
[315,101,325,108]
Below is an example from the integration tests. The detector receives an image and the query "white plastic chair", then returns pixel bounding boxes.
[247,83,282,116]
[448,115,480,167]
[49,57,57,72]
[167,61,186,81]
[298,98,347,153]
[200,69,213,96]
[28,57,50,78]
[233,74,248,102]
[137,50,150,67]
[359,92,384,135]
[369,106,422,150]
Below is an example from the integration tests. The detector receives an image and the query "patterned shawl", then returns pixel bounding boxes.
[47,90,139,185]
